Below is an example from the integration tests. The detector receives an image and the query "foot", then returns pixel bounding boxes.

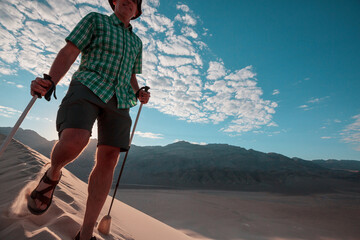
[27,168,61,215]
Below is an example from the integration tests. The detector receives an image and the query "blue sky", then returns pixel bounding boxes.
[0,0,359,160]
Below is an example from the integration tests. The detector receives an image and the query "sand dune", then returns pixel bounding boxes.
[2,134,360,240]
[0,135,195,240]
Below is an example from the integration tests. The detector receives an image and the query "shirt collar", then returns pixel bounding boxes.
[110,13,133,32]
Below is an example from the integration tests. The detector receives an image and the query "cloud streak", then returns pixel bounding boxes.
[0,104,54,123]
[2,80,24,88]
[272,89,280,95]
[299,96,329,111]
[341,114,360,151]
[0,105,21,118]
[135,131,164,139]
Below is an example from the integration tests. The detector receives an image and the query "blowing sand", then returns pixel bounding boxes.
[0,136,194,240]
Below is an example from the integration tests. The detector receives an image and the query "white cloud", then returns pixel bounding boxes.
[174,139,207,145]
[156,40,193,55]
[190,141,207,145]
[299,96,329,111]
[175,14,197,26]
[272,89,280,95]
[1,80,24,89]
[0,67,15,75]
[141,5,173,32]
[176,65,199,76]
[298,104,312,111]
[203,65,277,132]
[158,55,194,67]
[25,115,54,123]
[308,96,329,104]
[135,131,164,139]
[146,0,160,7]
[0,105,21,118]
[0,2,24,31]
[0,0,278,135]
[321,136,332,139]
[0,0,82,85]
[181,27,198,38]
[225,66,256,81]
[207,61,226,80]
[0,25,18,64]
[267,122,278,127]
[176,4,190,13]
[341,114,360,151]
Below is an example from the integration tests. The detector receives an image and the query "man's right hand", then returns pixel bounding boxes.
[29,41,80,98]
[30,77,53,97]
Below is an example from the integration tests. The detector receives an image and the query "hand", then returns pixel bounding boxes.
[138,89,150,104]
[30,77,52,97]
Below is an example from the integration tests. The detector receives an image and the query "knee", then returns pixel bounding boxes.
[96,146,120,169]
[59,129,90,151]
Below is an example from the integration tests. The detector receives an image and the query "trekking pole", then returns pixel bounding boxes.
[0,74,56,159]
[98,86,150,235]
[0,95,37,158]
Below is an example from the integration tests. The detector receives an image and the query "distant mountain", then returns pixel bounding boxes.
[313,159,360,171]
[1,127,359,194]
[0,127,97,179]
[119,142,360,193]
[0,127,55,157]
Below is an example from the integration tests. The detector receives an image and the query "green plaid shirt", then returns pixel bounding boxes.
[66,12,142,109]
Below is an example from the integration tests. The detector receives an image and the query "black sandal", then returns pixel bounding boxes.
[74,231,97,240]
[27,169,61,215]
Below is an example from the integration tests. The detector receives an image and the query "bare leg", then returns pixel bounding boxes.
[29,128,91,210]
[80,145,120,240]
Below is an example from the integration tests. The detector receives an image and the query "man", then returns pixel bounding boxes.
[27,0,150,239]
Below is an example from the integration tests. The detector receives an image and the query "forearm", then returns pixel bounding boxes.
[48,42,80,85]
[130,74,140,93]
[30,42,80,97]
[130,74,150,104]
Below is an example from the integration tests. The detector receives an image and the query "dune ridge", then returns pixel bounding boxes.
[0,135,195,240]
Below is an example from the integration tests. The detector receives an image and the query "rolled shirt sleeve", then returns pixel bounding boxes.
[65,12,95,51]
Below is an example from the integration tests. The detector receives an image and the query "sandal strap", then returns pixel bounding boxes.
[29,169,61,205]
[30,190,51,205]
[42,170,61,186]
[36,185,56,195]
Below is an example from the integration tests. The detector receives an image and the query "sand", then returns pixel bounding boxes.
[117,189,360,240]
[1,134,360,240]
[0,135,194,240]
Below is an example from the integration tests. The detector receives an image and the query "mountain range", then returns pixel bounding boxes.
[1,127,359,194]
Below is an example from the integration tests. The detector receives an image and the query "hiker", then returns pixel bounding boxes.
[27,0,149,239]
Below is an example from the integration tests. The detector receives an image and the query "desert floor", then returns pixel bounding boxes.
[117,189,360,240]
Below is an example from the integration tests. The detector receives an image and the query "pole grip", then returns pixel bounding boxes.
[135,86,150,99]
[34,74,57,101]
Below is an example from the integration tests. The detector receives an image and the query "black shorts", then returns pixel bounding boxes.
[56,80,132,151]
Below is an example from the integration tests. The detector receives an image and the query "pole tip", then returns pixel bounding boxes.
[97,215,112,235]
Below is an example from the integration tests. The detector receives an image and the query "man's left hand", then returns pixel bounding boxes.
[138,89,150,104]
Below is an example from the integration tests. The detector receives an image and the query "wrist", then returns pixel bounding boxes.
[135,86,150,99]
[135,88,142,99]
